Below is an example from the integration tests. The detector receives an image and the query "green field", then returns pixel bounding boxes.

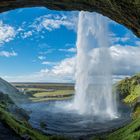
[12,83,75,102]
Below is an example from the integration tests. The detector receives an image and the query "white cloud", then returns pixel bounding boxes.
[0,21,16,45]
[111,45,140,75]
[59,47,76,53]
[36,57,76,82]
[6,13,78,40]
[38,56,46,60]
[22,31,32,39]
[0,51,17,57]
[32,13,77,32]
[42,61,50,65]
[39,49,55,55]
[110,33,130,44]
[68,47,77,53]
[42,61,57,65]
[51,57,75,76]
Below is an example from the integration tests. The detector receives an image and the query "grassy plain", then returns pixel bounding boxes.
[12,83,74,102]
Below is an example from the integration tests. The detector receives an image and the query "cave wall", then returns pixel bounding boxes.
[0,0,140,37]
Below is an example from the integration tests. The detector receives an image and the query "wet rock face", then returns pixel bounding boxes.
[0,0,140,37]
[0,92,29,121]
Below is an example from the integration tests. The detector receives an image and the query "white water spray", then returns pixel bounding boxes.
[73,12,118,118]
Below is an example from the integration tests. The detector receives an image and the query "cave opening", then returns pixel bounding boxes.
[0,6,140,139]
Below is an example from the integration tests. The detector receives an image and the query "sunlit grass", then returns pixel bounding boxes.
[17,84,75,102]
[33,90,74,97]
[30,96,73,102]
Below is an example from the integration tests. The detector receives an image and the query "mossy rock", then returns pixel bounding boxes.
[0,92,14,106]
[132,102,140,119]
[116,73,140,105]
[0,92,30,121]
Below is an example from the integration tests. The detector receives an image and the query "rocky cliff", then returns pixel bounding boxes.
[116,73,140,119]
[0,78,20,101]
[0,0,139,37]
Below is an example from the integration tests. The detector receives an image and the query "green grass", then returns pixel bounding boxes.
[106,117,140,140]
[33,90,74,97]
[25,88,48,92]
[116,73,140,104]
[18,86,74,102]
[30,96,73,102]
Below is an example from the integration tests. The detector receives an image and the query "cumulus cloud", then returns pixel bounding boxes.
[36,57,76,82]
[111,45,140,75]
[0,21,16,45]
[0,50,17,57]
[51,57,76,76]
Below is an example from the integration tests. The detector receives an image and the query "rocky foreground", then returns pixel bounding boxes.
[0,78,67,140]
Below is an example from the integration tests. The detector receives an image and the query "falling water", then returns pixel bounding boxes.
[73,11,118,118]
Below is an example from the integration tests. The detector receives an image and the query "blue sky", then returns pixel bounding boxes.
[0,7,140,82]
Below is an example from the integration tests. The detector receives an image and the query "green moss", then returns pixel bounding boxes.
[106,117,140,140]
[116,73,140,104]
[124,94,139,104]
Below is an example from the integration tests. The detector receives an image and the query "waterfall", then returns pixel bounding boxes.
[73,11,118,118]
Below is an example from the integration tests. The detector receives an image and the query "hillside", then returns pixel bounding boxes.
[116,73,140,105]
[0,77,19,101]
[116,73,140,119]
[0,78,67,140]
